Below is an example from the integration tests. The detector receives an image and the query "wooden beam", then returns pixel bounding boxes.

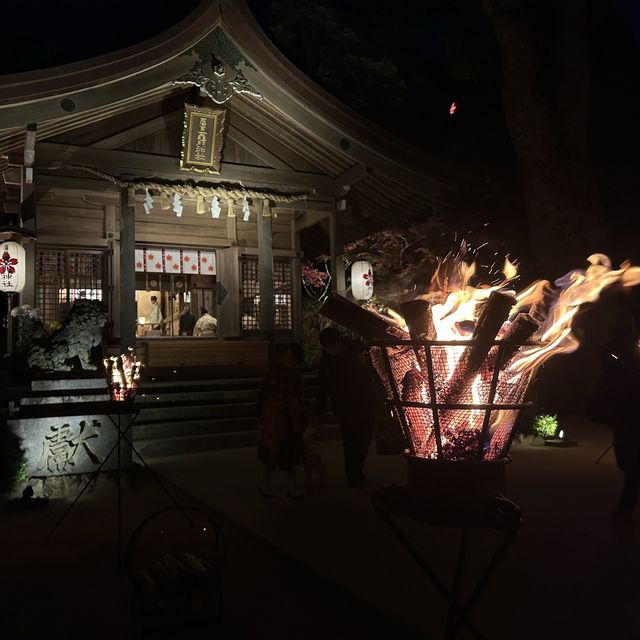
[329,200,347,296]
[21,166,36,220]
[292,232,303,340]
[35,175,337,214]
[257,200,274,336]
[91,110,183,149]
[119,187,136,351]
[267,199,332,212]
[37,173,120,194]
[24,124,37,167]
[21,219,36,306]
[36,143,334,194]
[104,203,116,241]
[294,210,329,232]
[333,163,371,196]
[227,211,238,246]
[226,124,293,170]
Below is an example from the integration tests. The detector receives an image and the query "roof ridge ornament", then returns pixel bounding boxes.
[174,27,262,105]
[174,54,262,105]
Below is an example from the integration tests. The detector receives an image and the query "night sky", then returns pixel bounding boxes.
[3,1,638,165]
[2,0,639,259]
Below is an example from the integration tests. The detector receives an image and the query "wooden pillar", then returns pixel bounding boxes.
[20,221,36,307]
[104,203,119,338]
[257,200,274,336]
[119,188,136,351]
[329,200,347,296]
[17,124,37,308]
[292,229,303,341]
[227,211,238,247]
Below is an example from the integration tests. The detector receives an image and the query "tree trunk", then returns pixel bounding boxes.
[483,0,608,278]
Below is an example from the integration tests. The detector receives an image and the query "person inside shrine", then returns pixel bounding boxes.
[193,307,218,337]
[148,295,163,330]
[179,304,196,336]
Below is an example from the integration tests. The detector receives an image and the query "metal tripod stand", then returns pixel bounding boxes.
[371,485,522,640]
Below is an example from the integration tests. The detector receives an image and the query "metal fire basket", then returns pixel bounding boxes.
[369,337,535,640]
[369,338,534,502]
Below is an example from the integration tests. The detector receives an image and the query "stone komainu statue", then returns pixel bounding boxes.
[28,300,109,372]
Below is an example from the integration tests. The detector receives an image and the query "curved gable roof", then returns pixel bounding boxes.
[219,1,454,193]
[0,0,460,208]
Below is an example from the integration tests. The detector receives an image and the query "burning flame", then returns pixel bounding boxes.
[502,257,518,281]
[510,254,640,373]
[429,256,515,342]
[104,350,143,401]
[368,251,640,461]
[398,252,640,377]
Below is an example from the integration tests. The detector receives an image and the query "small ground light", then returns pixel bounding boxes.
[545,427,578,448]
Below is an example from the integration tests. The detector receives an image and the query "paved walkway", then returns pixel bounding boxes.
[3,420,639,639]
[151,420,640,640]
[1,448,417,639]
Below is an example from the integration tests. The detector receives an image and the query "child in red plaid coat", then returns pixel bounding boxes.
[257,343,310,498]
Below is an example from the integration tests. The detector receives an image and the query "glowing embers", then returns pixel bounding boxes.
[104,349,143,402]
[371,341,532,462]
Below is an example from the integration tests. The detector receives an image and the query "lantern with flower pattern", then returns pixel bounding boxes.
[0,241,26,293]
[351,260,373,301]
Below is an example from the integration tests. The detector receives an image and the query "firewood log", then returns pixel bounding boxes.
[401,367,430,456]
[485,313,540,374]
[442,291,516,404]
[320,293,407,342]
[436,291,515,445]
[400,299,433,371]
[400,299,434,340]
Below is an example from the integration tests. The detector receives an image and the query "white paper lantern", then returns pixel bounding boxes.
[0,241,26,293]
[351,260,373,301]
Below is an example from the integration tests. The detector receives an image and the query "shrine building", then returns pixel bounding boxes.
[0,0,453,374]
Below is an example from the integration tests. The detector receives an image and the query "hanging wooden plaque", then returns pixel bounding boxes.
[180,103,226,174]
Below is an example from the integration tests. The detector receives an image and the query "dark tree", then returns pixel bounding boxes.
[481,0,607,276]
[256,0,638,277]
[266,0,407,118]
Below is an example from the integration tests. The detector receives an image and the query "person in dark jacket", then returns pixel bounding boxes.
[314,327,378,487]
[179,304,196,336]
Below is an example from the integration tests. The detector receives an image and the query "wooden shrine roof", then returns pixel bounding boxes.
[0,0,465,241]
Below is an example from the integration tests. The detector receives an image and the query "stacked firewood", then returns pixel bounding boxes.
[320,292,538,461]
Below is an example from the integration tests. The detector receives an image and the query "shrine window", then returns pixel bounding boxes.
[35,248,104,325]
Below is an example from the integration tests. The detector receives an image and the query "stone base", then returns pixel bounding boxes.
[8,413,134,477]
[1,464,150,501]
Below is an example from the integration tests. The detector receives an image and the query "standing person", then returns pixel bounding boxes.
[257,343,309,498]
[148,295,163,330]
[179,304,196,336]
[193,307,217,337]
[588,285,640,525]
[315,327,377,487]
